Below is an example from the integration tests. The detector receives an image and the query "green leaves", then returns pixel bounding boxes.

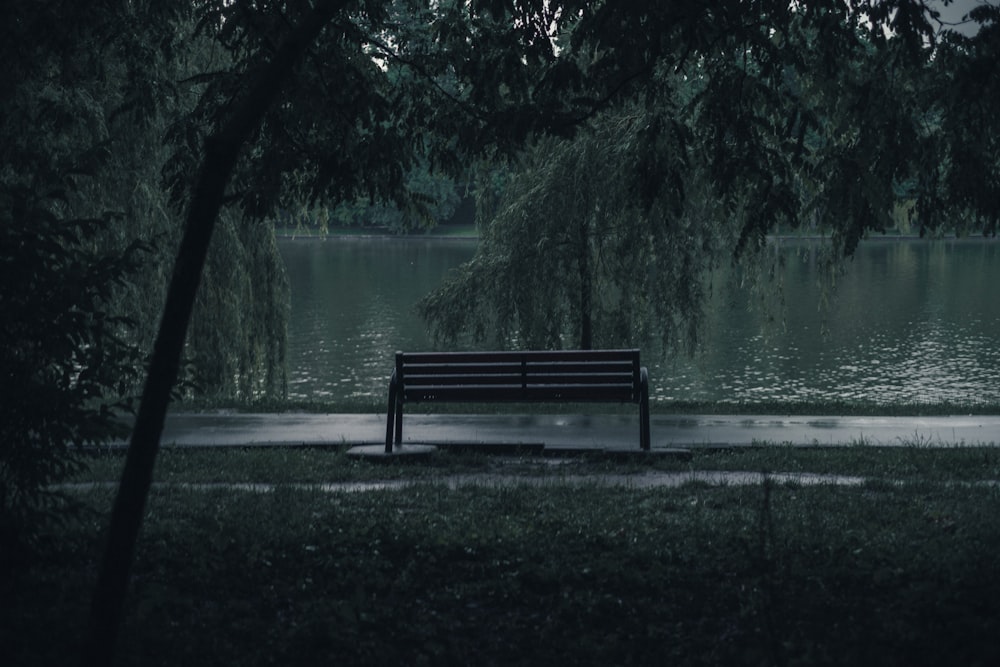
[1,1,293,553]
[417,0,1000,356]
[418,95,731,353]
[0,187,140,555]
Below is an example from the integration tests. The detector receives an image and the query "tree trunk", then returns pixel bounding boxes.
[81,5,344,666]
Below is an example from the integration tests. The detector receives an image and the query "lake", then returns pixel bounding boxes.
[278,236,1000,407]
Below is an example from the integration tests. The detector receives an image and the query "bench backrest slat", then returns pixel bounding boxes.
[397,349,642,404]
[401,350,635,363]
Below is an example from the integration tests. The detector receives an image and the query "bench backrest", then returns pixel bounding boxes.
[395,349,644,403]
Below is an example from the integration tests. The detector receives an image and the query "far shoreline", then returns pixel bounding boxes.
[274,224,998,244]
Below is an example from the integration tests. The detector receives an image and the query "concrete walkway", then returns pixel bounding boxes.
[119,412,1000,451]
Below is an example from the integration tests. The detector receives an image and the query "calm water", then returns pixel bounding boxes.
[280,237,476,403]
[279,237,1000,406]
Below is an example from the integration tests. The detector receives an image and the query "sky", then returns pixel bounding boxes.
[927,0,994,35]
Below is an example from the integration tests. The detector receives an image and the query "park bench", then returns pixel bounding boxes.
[384,349,651,452]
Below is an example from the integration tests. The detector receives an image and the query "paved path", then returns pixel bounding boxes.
[120,412,1000,451]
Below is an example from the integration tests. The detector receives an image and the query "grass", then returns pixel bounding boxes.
[7,446,1000,665]
[72,442,1000,485]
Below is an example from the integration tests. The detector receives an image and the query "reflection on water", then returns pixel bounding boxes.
[280,237,1000,406]
[649,238,1000,405]
[280,237,477,402]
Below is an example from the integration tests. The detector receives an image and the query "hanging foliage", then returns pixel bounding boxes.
[419,102,733,352]
[0,1,291,556]
[420,1,1000,354]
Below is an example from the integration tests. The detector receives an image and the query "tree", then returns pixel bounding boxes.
[0,192,143,563]
[419,102,729,352]
[1,0,297,568]
[86,1,596,662]
[73,0,999,664]
[101,9,291,403]
[0,0,169,562]
[914,3,1000,236]
[418,1,813,352]
[421,0,1000,353]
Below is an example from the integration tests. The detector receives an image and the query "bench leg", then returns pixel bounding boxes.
[639,367,651,451]
[394,399,403,447]
[385,371,397,453]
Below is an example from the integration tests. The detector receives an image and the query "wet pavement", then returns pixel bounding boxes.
[116,412,1000,451]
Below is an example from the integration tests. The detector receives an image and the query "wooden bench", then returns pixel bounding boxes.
[384,349,651,452]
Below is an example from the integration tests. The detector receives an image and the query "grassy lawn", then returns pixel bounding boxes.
[6,446,1000,665]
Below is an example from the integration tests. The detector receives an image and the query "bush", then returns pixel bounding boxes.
[0,191,142,560]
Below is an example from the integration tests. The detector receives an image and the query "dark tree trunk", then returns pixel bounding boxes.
[81,5,344,666]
